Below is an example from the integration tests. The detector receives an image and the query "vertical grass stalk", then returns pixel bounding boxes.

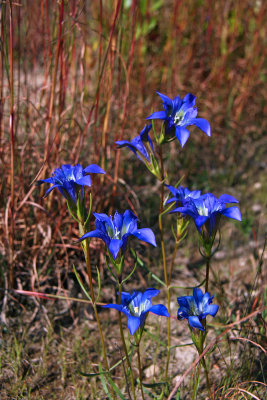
[136,342,145,400]
[118,281,136,400]
[158,144,172,381]
[8,0,15,287]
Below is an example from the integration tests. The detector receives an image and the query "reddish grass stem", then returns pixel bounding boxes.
[8,0,15,287]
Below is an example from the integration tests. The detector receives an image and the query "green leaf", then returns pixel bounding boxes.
[72,264,92,302]
[99,363,112,400]
[105,375,127,400]
[131,249,165,286]
[142,381,168,388]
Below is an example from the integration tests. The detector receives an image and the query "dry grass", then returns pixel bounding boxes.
[0,1,266,398]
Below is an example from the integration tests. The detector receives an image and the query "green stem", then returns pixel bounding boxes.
[205,257,210,293]
[136,343,145,400]
[83,237,108,369]
[168,236,180,285]
[165,287,171,379]
[118,281,136,400]
[158,144,172,381]
[158,145,168,287]
[201,356,213,400]
[192,361,201,400]
[79,222,115,400]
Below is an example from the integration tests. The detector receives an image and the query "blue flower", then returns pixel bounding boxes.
[147,92,211,147]
[79,210,156,260]
[166,185,201,207]
[177,287,219,331]
[37,164,105,204]
[172,193,242,237]
[115,124,154,162]
[103,289,170,335]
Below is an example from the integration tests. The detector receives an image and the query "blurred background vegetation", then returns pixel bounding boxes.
[0,1,266,398]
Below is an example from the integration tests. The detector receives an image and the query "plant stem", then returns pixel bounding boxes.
[79,221,115,400]
[118,281,136,400]
[158,145,171,380]
[8,0,15,288]
[165,287,171,379]
[158,145,168,286]
[136,343,145,400]
[201,356,213,400]
[168,237,180,285]
[192,361,201,400]
[205,257,210,293]
[83,237,108,368]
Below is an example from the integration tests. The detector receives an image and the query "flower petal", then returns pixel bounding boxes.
[78,229,108,243]
[191,118,211,136]
[219,194,239,204]
[115,140,131,147]
[202,304,219,318]
[188,316,205,331]
[127,316,141,336]
[146,111,167,120]
[43,184,60,198]
[193,287,204,304]
[83,164,106,174]
[183,93,196,106]
[36,177,55,185]
[149,304,170,318]
[194,215,209,231]
[132,228,157,247]
[202,292,212,307]
[109,239,123,259]
[221,206,242,221]
[120,292,132,305]
[177,296,192,310]
[102,303,123,312]
[143,288,160,300]
[156,92,173,108]
[76,175,92,187]
[175,126,191,147]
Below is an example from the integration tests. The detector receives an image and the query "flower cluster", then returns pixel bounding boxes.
[37,164,105,205]
[36,89,244,390]
[116,124,154,163]
[147,92,211,147]
[103,289,169,335]
[177,287,219,331]
[79,210,156,260]
[169,187,242,239]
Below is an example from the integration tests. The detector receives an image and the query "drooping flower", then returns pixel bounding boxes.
[177,287,219,331]
[146,92,211,147]
[103,289,170,335]
[171,193,242,238]
[115,124,154,162]
[79,210,156,260]
[166,185,201,207]
[36,164,105,204]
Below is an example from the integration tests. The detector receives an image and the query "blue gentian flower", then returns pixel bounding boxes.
[166,185,201,207]
[172,193,242,237]
[103,289,170,335]
[177,287,219,331]
[147,92,211,147]
[115,124,154,162]
[79,210,156,259]
[37,164,105,204]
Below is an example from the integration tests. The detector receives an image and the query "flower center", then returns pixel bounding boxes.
[189,299,199,316]
[114,227,120,239]
[198,205,209,217]
[174,110,184,125]
[128,303,140,317]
